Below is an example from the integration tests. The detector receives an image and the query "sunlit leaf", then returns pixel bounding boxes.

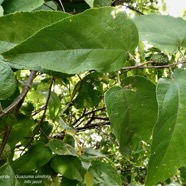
[48,139,77,156]
[82,148,105,160]
[84,171,94,186]
[0,5,3,16]
[84,0,94,7]
[133,15,186,53]
[50,155,83,181]
[12,142,52,174]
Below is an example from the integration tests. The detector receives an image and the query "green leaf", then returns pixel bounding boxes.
[0,143,11,160]
[180,167,186,184]
[0,114,17,129]
[93,0,112,7]
[7,115,34,148]
[0,61,16,100]
[105,76,158,154]
[82,148,105,160]
[72,72,107,108]
[0,163,15,186]
[38,162,57,178]
[2,0,44,13]
[0,5,3,16]
[146,69,186,185]
[3,7,138,74]
[48,92,61,120]
[0,11,70,52]
[35,121,53,143]
[50,155,83,181]
[12,142,52,174]
[20,102,34,116]
[88,161,121,186]
[84,171,94,186]
[36,1,57,11]
[48,139,77,156]
[133,15,186,53]
[83,71,109,86]
[84,0,94,7]
[73,81,101,109]
[63,134,75,147]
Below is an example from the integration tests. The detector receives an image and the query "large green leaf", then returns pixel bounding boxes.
[146,69,186,185]
[7,115,34,148]
[0,11,70,52]
[133,15,186,53]
[50,155,83,181]
[48,139,77,156]
[2,0,44,13]
[88,161,121,186]
[3,7,138,74]
[12,142,52,174]
[105,76,158,154]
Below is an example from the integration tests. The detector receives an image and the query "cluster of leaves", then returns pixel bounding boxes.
[0,0,186,185]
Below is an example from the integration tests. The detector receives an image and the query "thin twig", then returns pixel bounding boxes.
[122,61,186,71]
[125,5,144,15]
[21,77,55,153]
[38,77,55,126]
[0,70,37,118]
[178,48,186,61]
[76,122,110,131]
[58,0,65,12]
[0,70,37,157]
[72,107,106,127]
[0,127,11,157]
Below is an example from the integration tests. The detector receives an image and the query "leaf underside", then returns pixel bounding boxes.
[133,15,186,53]
[3,7,139,74]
